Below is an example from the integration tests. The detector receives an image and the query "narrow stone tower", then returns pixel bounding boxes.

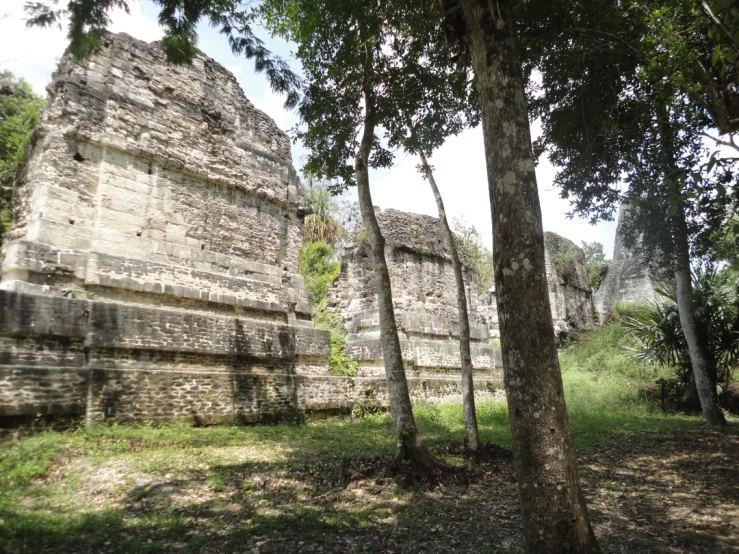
[594,203,660,318]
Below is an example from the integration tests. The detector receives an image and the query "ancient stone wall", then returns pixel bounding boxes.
[0,33,332,423]
[594,203,659,318]
[0,34,501,424]
[327,209,502,382]
[478,232,596,344]
[543,232,596,340]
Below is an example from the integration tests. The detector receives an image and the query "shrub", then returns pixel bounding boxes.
[299,241,340,307]
[623,265,739,411]
[314,311,358,376]
[351,386,380,418]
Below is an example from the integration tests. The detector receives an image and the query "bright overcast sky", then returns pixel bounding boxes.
[0,0,617,255]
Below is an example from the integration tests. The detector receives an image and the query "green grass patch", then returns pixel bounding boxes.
[1,322,722,553]
[559,322,702,447]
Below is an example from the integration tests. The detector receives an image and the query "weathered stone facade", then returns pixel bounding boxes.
[0,34,502,424]
[543,232,597,340]
[0,33,337,423]
[478,232,596,344]
[594,204,659,318]
[327,209,502,388]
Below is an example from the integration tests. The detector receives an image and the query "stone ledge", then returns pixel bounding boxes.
[2,240,313,316]
[0,290,331,358]
[345,336,498,370]
[0,366,504,421]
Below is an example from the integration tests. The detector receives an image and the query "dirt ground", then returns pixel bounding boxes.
[2,425,737,554]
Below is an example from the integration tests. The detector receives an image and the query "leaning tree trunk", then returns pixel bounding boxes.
[355,90,439,467]
[458,0,601,552]
[418,150,480,451]
[674,204,727,426]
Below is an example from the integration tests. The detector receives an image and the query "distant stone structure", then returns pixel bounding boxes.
[0,34,503,424]
[478,232,596,344]
[477,284,500,338]
[327,209,502,396]
[594,204,659,318]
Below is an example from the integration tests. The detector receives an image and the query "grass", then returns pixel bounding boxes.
[558,322,702,446]
[0,322,732,554]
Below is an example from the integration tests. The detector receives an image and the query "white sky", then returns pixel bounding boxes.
[0,0,617,255]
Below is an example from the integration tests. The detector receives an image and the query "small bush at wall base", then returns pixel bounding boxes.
[351,386,381,418]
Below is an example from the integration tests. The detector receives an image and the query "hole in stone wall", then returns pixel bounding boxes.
[201,243,205,250]
[73,152,85,162]
[136,231,142,237]
[147,164,153,175]
[104,40,111,48]
[69,219,75,225]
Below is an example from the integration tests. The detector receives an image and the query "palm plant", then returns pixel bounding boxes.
[303,183,342,246]
[624,265,739,409]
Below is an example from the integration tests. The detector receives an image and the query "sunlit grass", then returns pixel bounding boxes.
[2,322,725,553]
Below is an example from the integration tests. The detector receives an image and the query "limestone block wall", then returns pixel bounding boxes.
[327,209,502,381]
[478,232,596,343]
[0,33,336,424]
[5,32,308,317]
[0,35,499,424]
[594,203,659,318]
[543,232,596,339]
[478,284,500,338]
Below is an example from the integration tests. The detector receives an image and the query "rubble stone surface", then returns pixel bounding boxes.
[327,209,502,390]
[478,232,596,344]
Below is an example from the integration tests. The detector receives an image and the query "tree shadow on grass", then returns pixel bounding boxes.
[2,419,738,554]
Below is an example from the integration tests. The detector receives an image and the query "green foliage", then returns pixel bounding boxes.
[260,0,477,188]
[609,301,642,322]
[298,241,356,376]
[557,322,685,442]
[0,71,44,232]
[303,183,343,246]
[522,0,738,265]
[313,310,358,376]
[553,246,577,269]
[298,242,340,307]
[450,217,494,295]
[581,241,610,290]
[350,386,381,418]
[25,0,300,109]
[623,265,739,410]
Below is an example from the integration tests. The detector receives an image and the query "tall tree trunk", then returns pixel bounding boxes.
[458,0,601,552]
[674,204,727,426]
[355,90,439,467]
[417,149,480,451]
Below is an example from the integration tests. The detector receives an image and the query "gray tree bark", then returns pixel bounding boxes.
[355,87,439,467]
[458,0,601,552]
[417,149,480,451]
[674,204,727,426]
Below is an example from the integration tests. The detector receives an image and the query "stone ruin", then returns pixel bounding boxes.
[594,203,661,318]
[326,209,502,395]
[0,34,502,424]
[478,232,596,344]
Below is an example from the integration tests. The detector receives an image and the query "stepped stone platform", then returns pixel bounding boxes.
[327,209,502,398]
[0,34,498,424]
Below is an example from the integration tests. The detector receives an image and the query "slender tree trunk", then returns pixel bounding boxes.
[458,0,601,552]
[355,89,439,467]
[418,150,480,451]
[674,205,727,426]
